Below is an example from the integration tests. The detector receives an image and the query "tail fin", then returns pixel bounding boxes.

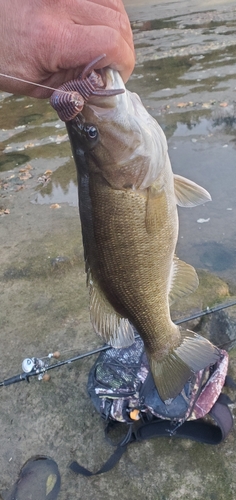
[149,329,220,402]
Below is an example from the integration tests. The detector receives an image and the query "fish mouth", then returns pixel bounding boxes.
[104,69,126,93]
[85,69,126,110]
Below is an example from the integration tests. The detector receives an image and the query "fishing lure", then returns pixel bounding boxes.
[50,54,124,122]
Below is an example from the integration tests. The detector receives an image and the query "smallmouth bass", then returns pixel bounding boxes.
[51,67,220,401]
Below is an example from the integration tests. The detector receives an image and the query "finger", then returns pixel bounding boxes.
[86,0,127,15]
[56,24,135,82]
[67,0,134,52]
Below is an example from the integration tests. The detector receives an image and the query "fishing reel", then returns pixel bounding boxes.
[22,357,50,381]
[0,352,60,386]
[21,352,61,381]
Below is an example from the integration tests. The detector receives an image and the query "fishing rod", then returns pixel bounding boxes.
[1,299,236,388]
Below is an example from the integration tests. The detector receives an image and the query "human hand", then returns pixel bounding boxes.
[0,0,135,98]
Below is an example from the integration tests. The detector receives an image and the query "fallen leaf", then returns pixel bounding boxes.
[37,175,51,185]
[202,103,211,109]
[177,102,188,108]
[50,203,61,209]
[19,171,32,181]
[24,142,36,148]
[46,474,57,495]
[55,133,68,143]
[220,102,228,107]
[0,208,10,215]
[15,185,25,192]
[19,164,32,172]
[44,169,53,176]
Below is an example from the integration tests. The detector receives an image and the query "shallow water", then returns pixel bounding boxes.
[1,2,236,286]
[1,1,236,499]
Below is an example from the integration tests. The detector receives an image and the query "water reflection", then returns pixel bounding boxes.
[0,151,31,171]
[0,93,70,173]
[33,180,78,207]
[32,159,78,206]
[128,45,236,107]
[197,241,236,272]
[170,109,236,137]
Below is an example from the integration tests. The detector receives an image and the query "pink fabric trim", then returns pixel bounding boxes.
[191,350,228,420]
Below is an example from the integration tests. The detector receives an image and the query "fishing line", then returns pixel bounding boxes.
[174,299,236,325]
[0,72,74,96]
[1,299,236,387]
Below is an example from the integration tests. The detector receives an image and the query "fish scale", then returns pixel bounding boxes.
[89,171,179,354]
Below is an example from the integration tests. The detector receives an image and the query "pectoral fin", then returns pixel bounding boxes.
[174,174,211,207]
[90,280,135,348]
[168,256,199,305]
[149,329,220,401]
[145,184,166,235]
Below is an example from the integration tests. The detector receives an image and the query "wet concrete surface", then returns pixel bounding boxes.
[1,1,236,499]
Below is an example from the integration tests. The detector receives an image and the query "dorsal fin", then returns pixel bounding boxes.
[168,256,199,305]
[174,174,211,207]
[90,280,135,348]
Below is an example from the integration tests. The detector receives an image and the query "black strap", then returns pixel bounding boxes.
[69,400,233,476]
[136,400,233,445]
[224,375,236,389]
[69,443,128,476]
[209,401,233,441]
[136,414,217,444]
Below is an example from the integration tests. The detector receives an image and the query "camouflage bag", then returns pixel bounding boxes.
[70,336,233,476]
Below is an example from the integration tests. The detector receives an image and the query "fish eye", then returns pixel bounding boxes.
[83,124,98,141]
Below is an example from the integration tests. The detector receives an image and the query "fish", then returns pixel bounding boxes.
[51,66,220,401]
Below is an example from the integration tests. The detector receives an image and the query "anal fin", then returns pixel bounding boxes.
[149,329,220,401]
[90,280,135,348]
[168,256,199,305]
